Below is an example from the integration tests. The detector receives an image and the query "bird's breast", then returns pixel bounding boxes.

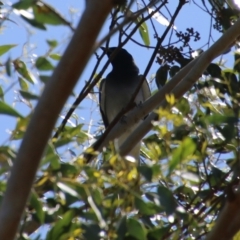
[104,77,143,123]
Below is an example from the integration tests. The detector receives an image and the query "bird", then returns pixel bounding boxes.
[99,47,151,160]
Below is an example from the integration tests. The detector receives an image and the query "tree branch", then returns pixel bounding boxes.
[0,1,113,239]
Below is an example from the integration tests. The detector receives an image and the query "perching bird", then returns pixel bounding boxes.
[99,47,151,160]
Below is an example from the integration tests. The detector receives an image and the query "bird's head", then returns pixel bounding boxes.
[101,47,139,76]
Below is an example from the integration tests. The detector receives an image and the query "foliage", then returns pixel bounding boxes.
[0,0,240,239]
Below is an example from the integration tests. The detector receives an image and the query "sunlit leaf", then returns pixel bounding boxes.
[0,44,17,57]
[169,137,196,173]
[13,60,35,83]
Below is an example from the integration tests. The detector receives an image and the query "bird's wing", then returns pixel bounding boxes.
[141,77,151,101]
[136,75,151,103]
[99,79,109,127]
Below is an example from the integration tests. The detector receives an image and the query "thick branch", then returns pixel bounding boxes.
[0,1,113,239]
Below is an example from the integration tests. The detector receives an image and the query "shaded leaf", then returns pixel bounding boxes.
[155,65,168,89]
[36,57,54,71]
[46,210,74,240]
[19,90,39,100]
[157,186,177,215]
[127,218,147,240]
[12,0,35,10]
[30,191,45,224]
[0,101,23,118]
[138,165,153,182]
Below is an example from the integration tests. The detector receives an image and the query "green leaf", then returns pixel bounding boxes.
[47,210,74,240]
[127,218,147,240]
[175,98,190,115]
[147,227,171,240]
[19,90,39,100]
[157,186,177,215]
[36,57,54,71]
[39,75,50,84]
[13,60,35,83]
[49,53,61,60]
[21,15,46,30]
[138,166,153,182]
[30,191,45,224]
[33,3,69,26]
[82,224,101,240]
[12,0,35,10]
[47,40,58,48]
[5,57,12,76]
[135,197,160,215]
[18,77,29,91]
[169,137,196,173]
[136,17,150,46]
[117,216,127,239]
[0,86,4,101]
[0,101,23,118]
[234,52,240,73]
[0,44,17,57]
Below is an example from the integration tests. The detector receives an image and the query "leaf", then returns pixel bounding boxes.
[0,86,4,101]
[12,0,35,10]
[21,15,46,30]
[0,101,23,118]
[36,57,54,71]
[134,197,160,215]
[19,90,39,100]
[169,137,196,173]
[138,166,153,182]
[39,75,50,84]
[18,77,29,91]
[13,60,35,83]
[49,53,61,60]
[0,44,17,57]
[47,210,74,240]
[117,216,127,239]
[30,191,45,224]
[137,18,150,46]
[148,7,177,29]
[175,98,190,115]
[157,186,177,215]
[33,2,69,26]
[234,52,240,73]
[169,65,180,78]
[82,224,101,240]
[47,39,58,48]
[127,218,147,240]
[206,63,222,78]
[155,65,168,89]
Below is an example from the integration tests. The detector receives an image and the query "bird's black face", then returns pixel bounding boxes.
[102,47,139,77]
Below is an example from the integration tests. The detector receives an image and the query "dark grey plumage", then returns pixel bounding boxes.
[99,47,151,160]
